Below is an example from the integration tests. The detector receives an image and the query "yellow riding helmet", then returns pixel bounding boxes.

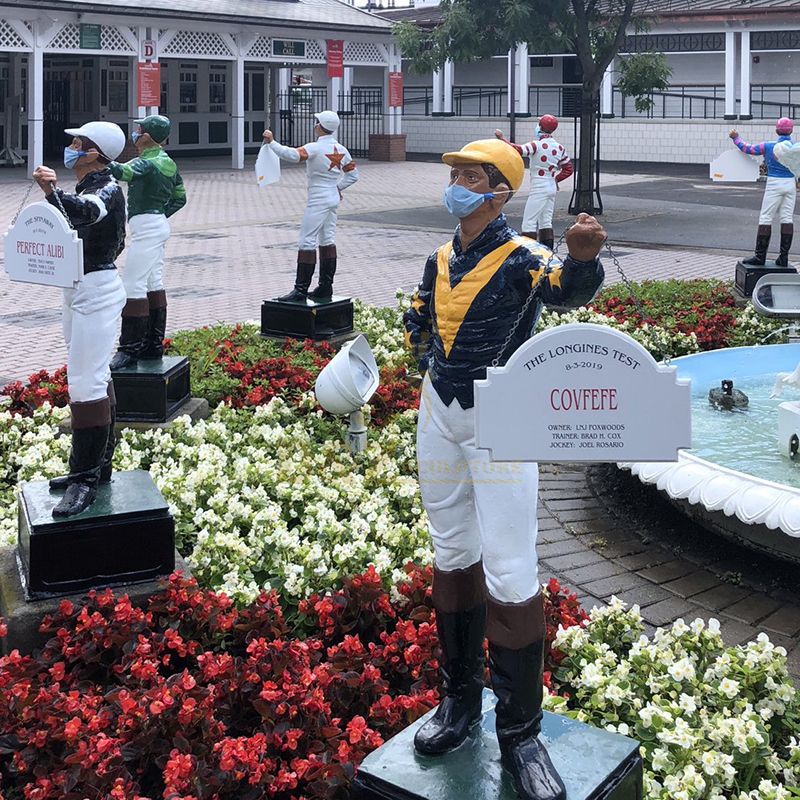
[442,139,525,191]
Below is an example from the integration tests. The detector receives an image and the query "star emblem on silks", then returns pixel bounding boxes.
[325,146,346,171]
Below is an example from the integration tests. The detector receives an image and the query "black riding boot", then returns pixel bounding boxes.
[276,252,316,302]
[538,228,555,252]
[308,245,337,301]
[414,563,487,755]
[52,398,112,518]
[141,290,167,359]
[110,299,150,370]
[742,225,771,266]
[488,594,566,800]
[776,223,794,267]
[51,383,116,490]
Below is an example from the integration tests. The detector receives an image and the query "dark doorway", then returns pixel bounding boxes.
[562,56,583,118]
[43,79,70,160]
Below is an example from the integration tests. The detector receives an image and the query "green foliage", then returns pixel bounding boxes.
[616,53,673,113]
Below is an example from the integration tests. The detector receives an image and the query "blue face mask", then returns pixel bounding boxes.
[535,124,542,139]
[64,147,87,169]
[443,184,510,219]
[131,131,142,144]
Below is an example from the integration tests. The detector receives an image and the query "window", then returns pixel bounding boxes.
[245,70,266,112]
[178,121,199,144]
[209,66,227,113]
[108,69,128,112]
[208,120,227,143]
[179,66,197,113]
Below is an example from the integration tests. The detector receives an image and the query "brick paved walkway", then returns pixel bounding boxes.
[4,159,795,669]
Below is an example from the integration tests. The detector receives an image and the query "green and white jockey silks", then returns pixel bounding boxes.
[110,147,186,220]
[108,138,186,369]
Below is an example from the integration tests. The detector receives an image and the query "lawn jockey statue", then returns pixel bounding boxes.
[262,110,359,302]
[730,118,796,266]
[32,122,128,517]
[108,115,186,369]
[495,114,573,251]
[404,139,605,800]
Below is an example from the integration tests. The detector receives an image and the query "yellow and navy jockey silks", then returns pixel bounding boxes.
[404,215,604,409]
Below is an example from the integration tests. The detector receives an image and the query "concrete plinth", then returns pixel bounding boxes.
[0,543,190,655]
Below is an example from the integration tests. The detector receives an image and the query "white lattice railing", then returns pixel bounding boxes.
[0,19,30,50]
[344,41,385,65]
[162,30,234,58]
[46,22,135,53]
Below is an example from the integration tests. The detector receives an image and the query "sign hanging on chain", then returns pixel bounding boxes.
[4,200,83,288]
[138,62,161,107]
[474,323,691,463]
[327,40,344,79]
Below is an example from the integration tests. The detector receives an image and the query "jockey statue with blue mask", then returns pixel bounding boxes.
[404,138,605,800]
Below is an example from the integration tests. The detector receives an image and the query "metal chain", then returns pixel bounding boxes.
[602,239,671,365]
[491,229,567,368]
[10,180,35,227]
[491,232,671,369]
[10,180,75,231]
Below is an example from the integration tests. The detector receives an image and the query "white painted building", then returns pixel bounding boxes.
[0,0,402,171]
[380,0,800,163]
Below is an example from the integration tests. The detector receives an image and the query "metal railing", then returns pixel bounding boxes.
[750,85,800,121]
[612,85,725,119]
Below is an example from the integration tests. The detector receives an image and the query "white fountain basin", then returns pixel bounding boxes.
[621,343,800,563]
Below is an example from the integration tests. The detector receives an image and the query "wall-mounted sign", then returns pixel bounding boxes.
[137,62,161,107]
[4,201,83,289]
[273,40,306,59]
[327,39,344,78]
[141,38,157,60]
[79,23,102,50]
[474,323,691,463]
[389,72,403,108]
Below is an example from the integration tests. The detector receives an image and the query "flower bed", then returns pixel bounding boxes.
[0,570,584,800]
[545,599,800,800]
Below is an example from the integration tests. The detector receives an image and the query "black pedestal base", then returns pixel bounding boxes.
[112,355,191,422]
[735,260,797,297]
[17,470,175,600]
[353,691,643,800]
[261,295,354,340]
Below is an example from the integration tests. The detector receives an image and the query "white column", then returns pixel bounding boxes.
[129,27,146,139]
[507,48,514,115]
[432,67,443,115]
[725,30,737,119]
[328,75,343,112]
[392,44,402,135]
[28,30,43,171]
[278,68,291,111]
[232,56,245,169]
[147,27,160,117]
[343,66,353,95]
[443,59,454,115]
[740,29,751,119]
[516,43,530,116]
[601,59,615,117]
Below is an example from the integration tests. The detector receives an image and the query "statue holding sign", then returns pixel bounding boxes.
[108,115,187,369]
[730,119,796,266]
[403,139,605,800]
[262,111,359,302]
[32,121,128,517]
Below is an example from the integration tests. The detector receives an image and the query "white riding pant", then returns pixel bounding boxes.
[521,180,557,232]
[122,213,170,298]
[416,376,540,603]
[62,270,126,403]
[759,176,797,225]
[298,202,339,250]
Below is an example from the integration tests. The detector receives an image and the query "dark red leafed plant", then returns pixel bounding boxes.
[0,567,585,799]
[0,367,69,416]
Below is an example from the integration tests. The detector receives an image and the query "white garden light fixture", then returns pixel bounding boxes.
[314,335,380,454]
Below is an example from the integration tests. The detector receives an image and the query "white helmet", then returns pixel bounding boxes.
[314,110,341,133]
[64,121,126,161]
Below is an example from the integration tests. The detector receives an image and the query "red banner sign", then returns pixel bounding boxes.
[327,40,344,79]
[137,62,161,107]
[389,72,403,108]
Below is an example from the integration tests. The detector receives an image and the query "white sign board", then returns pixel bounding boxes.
[141,38,157,60]
[709,149,760,182]
[256,145,281,188]
[474,323,691,463]
[4,201,83,288]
